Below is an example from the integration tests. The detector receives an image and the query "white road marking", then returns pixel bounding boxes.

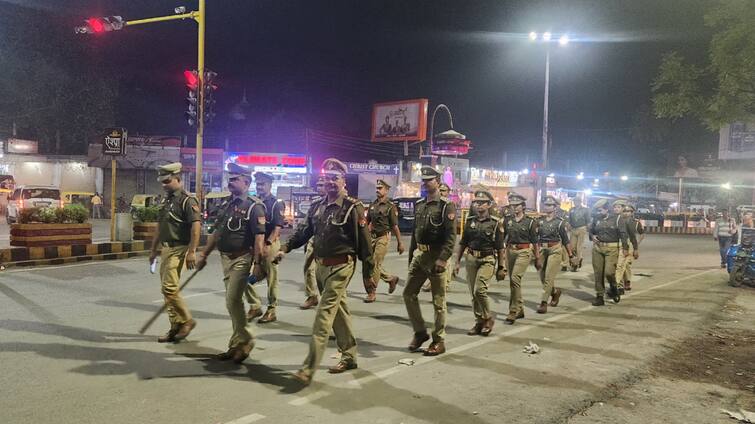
[348,268,717,386]
[288,390,331,406]
[222,413,266,424]
[151,289,225,303]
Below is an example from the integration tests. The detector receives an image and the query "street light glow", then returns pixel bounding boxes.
[576,172,584,180]
[529,31,537,41]
[559,34,569,45]
[542,32,552,41]
[584,189,593,196]
[721,182,732,190]
[621,175,628,181]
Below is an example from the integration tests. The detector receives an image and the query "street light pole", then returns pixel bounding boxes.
[195,0,206,205]
[539,48,550,209]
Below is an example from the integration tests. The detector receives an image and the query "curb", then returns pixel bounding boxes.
[0,240,151,268]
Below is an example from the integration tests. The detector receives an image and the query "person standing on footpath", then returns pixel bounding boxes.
[91,192,104,219]
[299,177,326,310]
[245,171,286,323]
[589,199,630,305]
[404,167,456,356]
[454,190,505,336]
[275,158,375,385]
[536,195,575,314]
[364,179,404,303]
[714,210,737,269]
[502,193,540,324]
[196,163,266,363]
[148,163,201,344]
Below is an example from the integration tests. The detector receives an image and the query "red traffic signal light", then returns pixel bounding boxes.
[75,16,124,34]
[86,18,105,33]
[184,70,199,90]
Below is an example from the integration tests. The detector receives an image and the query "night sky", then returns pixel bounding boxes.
[3,0,716,172]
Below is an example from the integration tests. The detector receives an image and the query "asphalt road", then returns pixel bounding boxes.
[0,234,738,423]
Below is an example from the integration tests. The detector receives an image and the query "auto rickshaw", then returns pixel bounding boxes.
[63,191,95,208]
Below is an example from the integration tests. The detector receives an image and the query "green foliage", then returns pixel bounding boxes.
[133,206,161,223]
[652,0,755,129]
[16,205,89,224]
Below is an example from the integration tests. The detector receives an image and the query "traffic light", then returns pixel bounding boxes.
[75,16,124,34]
[184,70,199,127]
[203,70,217,123]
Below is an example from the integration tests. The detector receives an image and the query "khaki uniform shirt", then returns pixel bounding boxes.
[213,195,266,253]
[367,197,398,236]
[503,215,538,245]
[285,192,374,278]
[568,206,591,229]
[590,213,631,249]
[157,189,201,244]
[261,194,285,239]
[409,196,456,262]
[460,215,504,252]
[538,216,570,246]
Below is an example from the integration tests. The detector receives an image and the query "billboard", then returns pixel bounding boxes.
[371,98,428,142]
[6,138,38,154]
[719,122,755,160]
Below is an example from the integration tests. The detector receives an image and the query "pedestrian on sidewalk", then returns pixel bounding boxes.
[714,210,737,268]
[91,192,103,219]
[363,179,403,303]
[148,163,201,344]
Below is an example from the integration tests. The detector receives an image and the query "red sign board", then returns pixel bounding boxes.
[232,153,307,167]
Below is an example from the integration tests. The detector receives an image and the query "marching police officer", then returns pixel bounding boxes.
[196,163,266,363]
[616,203,642,291]
[245,171,286,323]
[275,158,374,385]
[404,166,456,356]
[149,162,201,343]
[567,196,591,271]
[364,179,404,303]
[589,199,632,305]
[299,177,325,310]
[502,193,540,324]
[423,182,454,292]
[612,199,639,295]
[453,190,505,336]
[536,195,574,314]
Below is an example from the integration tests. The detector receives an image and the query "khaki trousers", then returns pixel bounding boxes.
[506,247,532,314]
[245,240,280,309]
[370,234,396,292]
[570,226,588,264]
[300,257,357,378]
[592,243,619,296]
[539,244,562,302]
[159,245,192,326]
[221,252,254,349]
[464,253,495,321]
[404,249,447,342]
[303,239,319,297]
[616,245,634,286]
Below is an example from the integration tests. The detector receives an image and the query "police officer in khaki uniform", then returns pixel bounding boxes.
[616,203,642,291]
[536,196,574,314]
[589,199,631,305]
[453,190,505,336]
[149,162,202,343]
[502,193,540,324]
[196,163,266,363]
[423,182,454,293]
[245,171,286,323]
[364,179,404,303]
[299,177,326,310]
[404,166,456,356]
[567,196,591,271]
[612,199,639,295]
[275,158,375,385]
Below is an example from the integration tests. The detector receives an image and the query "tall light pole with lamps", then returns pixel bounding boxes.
[529,31,569,208]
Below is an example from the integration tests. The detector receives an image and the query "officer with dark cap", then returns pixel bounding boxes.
[196,163,266,363]
[611,199,639,294]
[403,165,456,356]
[616,203,642,291]
[364,178,404,303]
[536,195,574,314]
[567,196,591,271]
[275,158,374,385]
[149,162,201,343]
[423,181,454,292]
[245,171,286,323]
[453,189,505,336]
[589,198,631,305]
[502,192,540,324]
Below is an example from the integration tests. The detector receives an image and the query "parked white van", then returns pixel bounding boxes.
[6,185,62,224]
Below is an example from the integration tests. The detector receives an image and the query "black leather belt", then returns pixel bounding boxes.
[468,249,496,258]
[161,241,188,248]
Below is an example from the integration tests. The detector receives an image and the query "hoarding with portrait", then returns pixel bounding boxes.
[371,99,428,142]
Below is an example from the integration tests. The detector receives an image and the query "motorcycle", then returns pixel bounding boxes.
[726,227,755,287]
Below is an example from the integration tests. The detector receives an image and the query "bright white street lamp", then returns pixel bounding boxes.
[721,182,732,190]
[528,31,537,41]
[559,34,569,45]
[621,175,628,181]
[576,172,584,180]
[542,32,552,41]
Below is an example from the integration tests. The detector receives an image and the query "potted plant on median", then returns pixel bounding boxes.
[10,204,92,247]
[132,205,160,242]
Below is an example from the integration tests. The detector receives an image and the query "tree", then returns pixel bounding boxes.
[652,0,755,130]
[0,5,118,154]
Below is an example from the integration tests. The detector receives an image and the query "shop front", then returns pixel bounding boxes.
[224,152,309,196]
[345,161,400,201]
[180,148,225,193]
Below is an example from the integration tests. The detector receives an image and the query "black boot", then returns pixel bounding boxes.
[592,296,605,306]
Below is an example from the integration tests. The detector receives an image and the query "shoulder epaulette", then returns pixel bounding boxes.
[416,198,426,204]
